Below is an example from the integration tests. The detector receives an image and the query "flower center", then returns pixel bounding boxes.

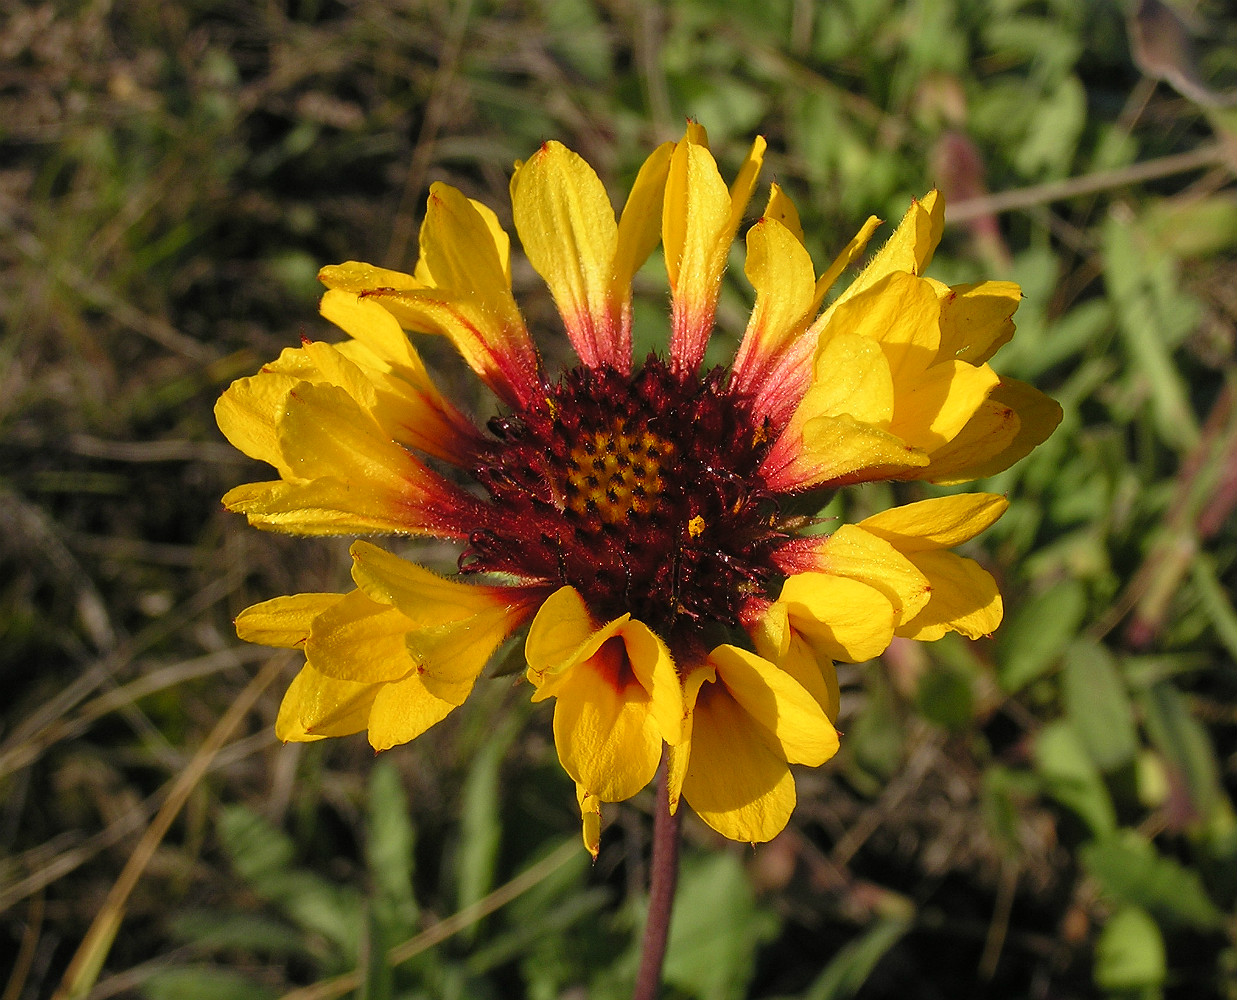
[463,355,786,644]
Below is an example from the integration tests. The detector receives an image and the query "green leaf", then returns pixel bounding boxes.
[1093,907,1166,993]
[795,913,913,1000]
[1190,553,1237,663]
[1080,830,1224,930]
[457,715,520,924]
[1062,639,1138,772]
[1140,682,1226,826]
[847,671,905,789]
[141,966,276,1000]
[540,0,612,83]
[366,760,418,932]
[217,805,295,894]
[915,662,974,732]
[1137,193,1237,260]
[1014,75,1086,179]
[361,900,394,1000]
[982,765,1041,856]
[1033,719,1117,837]
[217,806,363,961]
[662,852,779,1000]
[996,581,1087,692]
[168,911,315,958]
[1104,214,1200,452]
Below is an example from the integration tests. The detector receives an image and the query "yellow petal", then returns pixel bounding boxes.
[617,619,683,745]
[463,196,513,286]
[928,377,1063,484]
[252,333,476,467]
[306,589,418,683]
[577,784,602,860]
[762,182,804,244]
[935,280,1021,365]
[318,261,421,293]
[888,359,1000,452]
[811,525,932,624]
[365,669,471,751]
[667,661,715,814]
[730,217,816,399]
[664,136,733,370]
[779,572,896,663]
[614,141,675,295]
[214,370,299,478]
[833,190,945,311]
[806,332,896,424]
[544,626,681,744]
[762,412,927,492]
[525,586,602,687]
[667,737,691,816]
[709,645,838,765]
[419,182,514,307]
[859,494,1009,552]
[346,542,538,688]
[360,287,539,407]
[511,141,623,369]
[897,550,1003,641]
[235,593,343,648]
[813,215,883,308]
[221,382,476,536]
[221,477,463,537]
[726,135,767,238]
[911,398,1021,485]
[681,679,797,843]
[406,613,519,691]
[274,383,418,489]
[825,271,941,382]
[759,332,905,490]
[349,541,518,625]
[356,182,539,406]
[297,341,380,410]
[320,289,422,374]
[789,635,841,722]
[550,636,663,802]
[275,663,380,742]
[750,602,841,718]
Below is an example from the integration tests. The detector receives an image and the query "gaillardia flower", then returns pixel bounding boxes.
[219,124,1059,850]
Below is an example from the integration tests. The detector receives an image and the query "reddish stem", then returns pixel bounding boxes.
[633,758,681,1000]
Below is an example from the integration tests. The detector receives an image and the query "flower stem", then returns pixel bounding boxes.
[633,757,681,1000]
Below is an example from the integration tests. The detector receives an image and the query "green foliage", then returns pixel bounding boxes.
[996,580,1087,692]
[1094,906,1166,996]
[1062,640,1138,773]
[1081,831,1225,931]
[7,0,1237,998]
[662,853,781,1000]
[780,913,913,1000]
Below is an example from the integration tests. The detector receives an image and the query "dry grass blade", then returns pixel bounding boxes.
[946,145,1229,223]
[50,654,291,1000]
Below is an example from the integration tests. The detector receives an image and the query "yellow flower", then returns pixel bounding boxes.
[218,125,1059,851]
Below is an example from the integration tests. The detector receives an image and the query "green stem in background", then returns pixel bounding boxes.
[633,758,681,1000]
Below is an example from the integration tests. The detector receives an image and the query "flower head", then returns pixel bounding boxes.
[219,126,1060,851]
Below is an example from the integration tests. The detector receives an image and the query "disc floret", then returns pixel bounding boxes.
[465,355,785,646]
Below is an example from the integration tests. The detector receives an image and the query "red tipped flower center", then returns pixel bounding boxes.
[463,354,787,645]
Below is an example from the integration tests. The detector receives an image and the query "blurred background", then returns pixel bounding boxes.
[3,0,1236,997]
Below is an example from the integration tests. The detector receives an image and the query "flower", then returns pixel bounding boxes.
[218,124,1060,851]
